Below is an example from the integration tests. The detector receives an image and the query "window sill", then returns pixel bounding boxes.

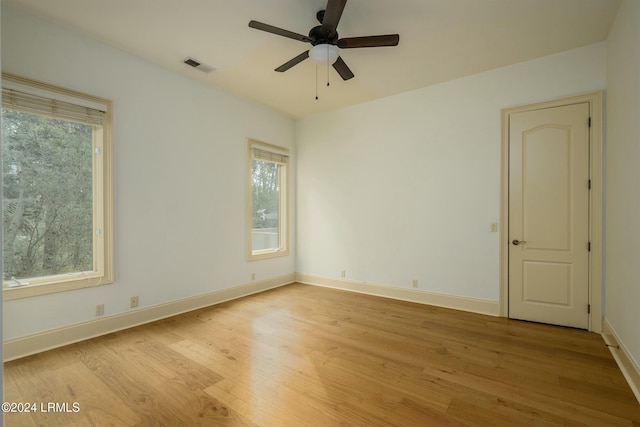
[3,273,113,301]
[248,248,290,262]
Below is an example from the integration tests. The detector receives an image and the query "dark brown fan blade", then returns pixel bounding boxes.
[320,0,348,37]
[275,50,310,72]
[332,56,354,80]
[249,20,312,43]
[337,34,400,49]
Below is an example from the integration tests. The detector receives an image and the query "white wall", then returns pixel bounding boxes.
[1,5,295,340]
[605,0,640,370]
[296,43,606,302]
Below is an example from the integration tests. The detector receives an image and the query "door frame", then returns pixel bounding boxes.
[500,92,603,332]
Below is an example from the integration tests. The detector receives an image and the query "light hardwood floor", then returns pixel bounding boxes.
[4,283,640,426]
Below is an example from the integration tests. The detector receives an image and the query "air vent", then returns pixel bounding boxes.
[183,57,215,73]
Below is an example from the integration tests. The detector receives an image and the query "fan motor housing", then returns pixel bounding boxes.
[309,25,338,45]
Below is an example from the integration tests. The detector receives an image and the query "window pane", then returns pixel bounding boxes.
[2,109,94,280]
[251,159,280,252]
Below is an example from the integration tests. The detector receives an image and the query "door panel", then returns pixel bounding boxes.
[509,103,590,329]
[523,261,571,305]
[523,127,571,251]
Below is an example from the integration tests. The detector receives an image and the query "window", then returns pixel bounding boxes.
[2,73,113,300]
[247,140,289,260]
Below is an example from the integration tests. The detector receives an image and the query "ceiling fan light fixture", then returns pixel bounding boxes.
[248,0,399,81]
[309,44,339,66]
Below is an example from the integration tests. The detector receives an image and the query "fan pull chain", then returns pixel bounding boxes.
[315,65,319,100]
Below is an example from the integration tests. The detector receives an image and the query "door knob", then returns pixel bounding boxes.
[512,239,527,246]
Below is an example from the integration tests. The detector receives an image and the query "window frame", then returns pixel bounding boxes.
[2,72,114,300]
[247,139,289,261]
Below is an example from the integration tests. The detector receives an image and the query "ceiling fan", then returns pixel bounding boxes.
[248,0,400,81]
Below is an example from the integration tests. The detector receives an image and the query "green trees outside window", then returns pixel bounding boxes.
[248,142,289,260]
[2,110,94,281]
[251,159,280,251]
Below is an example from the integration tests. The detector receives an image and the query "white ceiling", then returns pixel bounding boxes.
[5,0,620,119]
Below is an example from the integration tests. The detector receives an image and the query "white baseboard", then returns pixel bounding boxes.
[602,318,640,404]
[296,273,500,317]
[3,273,295,362]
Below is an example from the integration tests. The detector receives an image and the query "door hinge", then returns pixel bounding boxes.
[588,179,592,189]
[588,304,591,314]
[588,242,591,252]
[588,117,592,127]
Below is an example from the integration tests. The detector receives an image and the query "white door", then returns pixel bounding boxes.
[508,102,590,329]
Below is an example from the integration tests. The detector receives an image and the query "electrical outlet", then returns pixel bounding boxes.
[490,222,498,232]
[251,273,256,280]
[412,279,418,288]
[341,270,346,278]
[130,296,139,308]
[95,304,104,316]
